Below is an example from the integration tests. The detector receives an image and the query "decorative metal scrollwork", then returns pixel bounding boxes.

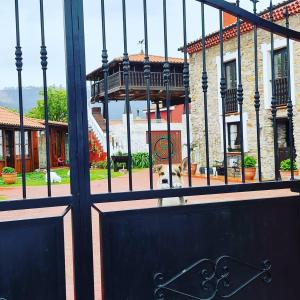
[154,256,271,300]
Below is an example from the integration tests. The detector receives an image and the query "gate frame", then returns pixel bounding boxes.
[63,0,95,298]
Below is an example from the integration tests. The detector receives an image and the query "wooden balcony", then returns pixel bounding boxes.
[90,71,185,103]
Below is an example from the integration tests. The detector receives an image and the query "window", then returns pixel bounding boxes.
[274,48,288,106]
[225,60,237,90]
[227,122,241,151]
[224,60,238,113]
[15,131,30,157]
[0,130,3,160]
[274,48,288,79]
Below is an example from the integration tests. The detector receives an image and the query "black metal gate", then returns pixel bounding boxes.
[1,0,300,299]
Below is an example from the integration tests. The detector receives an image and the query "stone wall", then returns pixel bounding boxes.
[189,15,300,179]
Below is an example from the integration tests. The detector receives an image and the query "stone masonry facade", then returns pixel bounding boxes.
[189,14,300,180]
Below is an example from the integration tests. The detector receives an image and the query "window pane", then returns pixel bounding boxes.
[274,48,288,78]
[15,131,20,156]
[228,122,241,150]
[25,131,29,157]
[225,60,237,90]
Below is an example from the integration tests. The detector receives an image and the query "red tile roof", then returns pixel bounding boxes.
[113,54,184,64]
[186,0,300,54]
[86,53,184,80]
[0,107,45,129]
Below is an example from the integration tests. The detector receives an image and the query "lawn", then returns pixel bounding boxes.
[0,168,124,187]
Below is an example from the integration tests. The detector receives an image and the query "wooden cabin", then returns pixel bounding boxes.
[0,107,69,174]
[0,107,44,174]
[37,121,69,168]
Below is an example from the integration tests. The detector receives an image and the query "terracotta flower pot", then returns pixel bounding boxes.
[244,167,256,181]
[280,170,299,180]
[2,173,17,184]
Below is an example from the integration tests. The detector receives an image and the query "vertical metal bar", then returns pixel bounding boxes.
[100,0,112,192]
[270,1,280,181]
[14,0,26,199]
[163,0,173,187]
[236,0,245,183]
[201,2,210,186]
[285,6,295,180]
[63,0,94,298]
[143,0,154,189]
[122,0,133,191]
[39,0,52,197]
[219,10,228,184]
[182,0,192,187]
[252,0,262,182]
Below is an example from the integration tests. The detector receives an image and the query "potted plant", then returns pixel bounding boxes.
[1,167,17,184]
[244,155,257,181]
[280,159,299,180]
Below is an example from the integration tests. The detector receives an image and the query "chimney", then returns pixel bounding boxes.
[223,1,237,28]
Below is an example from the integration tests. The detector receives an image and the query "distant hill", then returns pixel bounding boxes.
[0,87,41,112]
[0,86,147,119]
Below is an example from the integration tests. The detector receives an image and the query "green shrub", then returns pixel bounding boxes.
[132,152,153,169]
[280,159,298,171]
[244,156,257,168]
[97,160,108,169]
[2,167,16,174]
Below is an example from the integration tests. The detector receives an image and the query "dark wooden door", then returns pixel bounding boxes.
[148,130,182,165]
[4,130,14,168]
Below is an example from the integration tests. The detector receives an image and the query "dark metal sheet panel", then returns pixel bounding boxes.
[100,196,300,299]
[0,217,66,300]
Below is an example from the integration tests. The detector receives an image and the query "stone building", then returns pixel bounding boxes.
[187,0,300,179]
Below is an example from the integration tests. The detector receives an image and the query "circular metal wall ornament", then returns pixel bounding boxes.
[154,135,174,160]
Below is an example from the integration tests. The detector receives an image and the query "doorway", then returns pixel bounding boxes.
[5,130,14,168]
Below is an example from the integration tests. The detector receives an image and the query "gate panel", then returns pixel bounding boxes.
[100,196,300,299]
[0,218,66,300]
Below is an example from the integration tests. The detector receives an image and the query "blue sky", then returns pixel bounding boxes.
[0,0,283,89]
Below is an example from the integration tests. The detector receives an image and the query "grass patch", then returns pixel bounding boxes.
[0,196,6,201]
[0,168,125,187]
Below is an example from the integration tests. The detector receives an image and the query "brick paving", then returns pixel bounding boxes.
[0,169,297,299]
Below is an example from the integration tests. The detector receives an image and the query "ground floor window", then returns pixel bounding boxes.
[277,118,290,148]
[15,131,30,158]
[0,129,3,160]
[227,122,241,152]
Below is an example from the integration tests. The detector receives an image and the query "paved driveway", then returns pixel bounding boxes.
[0,169,296,299]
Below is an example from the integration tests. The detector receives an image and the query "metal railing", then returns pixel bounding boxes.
[225,88,238,113]
[275,77,288,106]
[91,71,183,98]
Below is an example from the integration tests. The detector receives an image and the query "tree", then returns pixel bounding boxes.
[26,87,68,122]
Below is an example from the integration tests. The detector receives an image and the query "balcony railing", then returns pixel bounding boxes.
[91,71,184,99]
[275,77,288,106]
[225,88,238,114]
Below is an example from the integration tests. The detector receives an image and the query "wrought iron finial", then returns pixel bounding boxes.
[250,0,259,14]
[269,0,274,22]
[236,0,240,7]
[284,6,290,27]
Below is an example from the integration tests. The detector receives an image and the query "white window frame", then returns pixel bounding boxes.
[218,113,249,153]
[261,39,295,109]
